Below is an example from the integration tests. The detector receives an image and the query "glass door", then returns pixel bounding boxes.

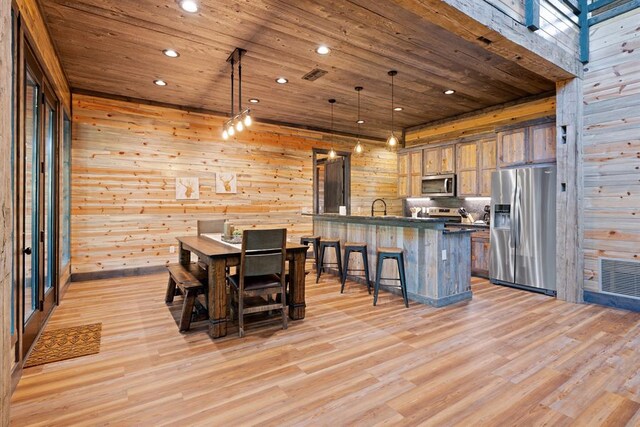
[22,69,41,348]
[21,47,59,356]
[43,94,57,310]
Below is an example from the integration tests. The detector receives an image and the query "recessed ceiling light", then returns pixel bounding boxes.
[393,106,404,111]
[316,45,331,55]
[444,89,455,95]
[154,79,167,86]
[249,98,260,103]
[276,77,288,84]
[179,0,198,13]
[356,119,365,124]
[163,49,180,58]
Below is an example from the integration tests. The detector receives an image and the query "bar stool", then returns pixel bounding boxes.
[300,235,320,270]
[341,242,371,294]
[373,247,409,308]
[316,238,343,283]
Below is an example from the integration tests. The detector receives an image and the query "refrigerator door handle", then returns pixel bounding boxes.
[510,185,517,248]
[514,184,522,248]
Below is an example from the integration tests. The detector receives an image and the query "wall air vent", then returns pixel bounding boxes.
[600,258,640,299]
[302,68,328,81]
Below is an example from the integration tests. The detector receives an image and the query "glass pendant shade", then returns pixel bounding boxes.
[243,113,252,127]
[235,120,244,132]
[222,129,229,140]
[228,124,235,136]
[354,140,364,155]
[328,148,337,159]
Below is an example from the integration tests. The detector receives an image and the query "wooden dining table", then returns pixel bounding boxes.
[175,235,309,338]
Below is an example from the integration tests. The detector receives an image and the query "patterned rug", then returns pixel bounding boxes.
[24,323,102,368]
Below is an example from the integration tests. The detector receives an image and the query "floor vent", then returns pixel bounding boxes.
[600,258,640,299]
[302,68,328,81]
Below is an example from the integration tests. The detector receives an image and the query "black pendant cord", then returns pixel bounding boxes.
[238,55,242,113]
[357,89,361,138]
[230,59,235,118]
[391,72,394,133]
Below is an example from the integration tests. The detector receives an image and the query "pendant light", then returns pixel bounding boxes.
[328,99,337,159]
[386,70,399,151]
[221,48,253,140]
[354,86,364,156]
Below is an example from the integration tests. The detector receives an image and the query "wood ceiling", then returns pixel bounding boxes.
[38,0,556,139]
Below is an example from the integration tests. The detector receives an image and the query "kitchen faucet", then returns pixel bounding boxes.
[371,198,387,217]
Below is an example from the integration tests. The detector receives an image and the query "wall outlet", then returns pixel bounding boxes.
[441,249,447,261]
[169,245,175,254]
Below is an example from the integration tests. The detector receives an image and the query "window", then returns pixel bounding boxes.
[61,113,71,267]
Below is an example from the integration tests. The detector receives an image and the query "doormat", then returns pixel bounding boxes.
[24,323,102,368]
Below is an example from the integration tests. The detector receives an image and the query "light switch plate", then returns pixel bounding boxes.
[442,249,447,261]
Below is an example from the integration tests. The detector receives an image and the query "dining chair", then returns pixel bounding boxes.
[197,219,225,235]
[228,228,288,337]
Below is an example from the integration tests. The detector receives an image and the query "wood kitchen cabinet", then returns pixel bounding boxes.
[455,137,495,197]
[529,122,556,163]
[497,128,527,167]
[479,138,496,196]
[456,142,478,196]
[445,225,491,278]
[397,152,409,198]
[471,229,490,278]
[409,151,423,197]
[398,150,423,197]
[497,122,556,168]
[423,145,455,175]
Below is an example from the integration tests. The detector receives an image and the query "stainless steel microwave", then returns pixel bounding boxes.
[421,174,456,197]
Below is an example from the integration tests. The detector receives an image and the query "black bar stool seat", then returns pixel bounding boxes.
[316,238,342,283]
[373,247,409,308]
[300,235,320,270]
[341,242,371,294]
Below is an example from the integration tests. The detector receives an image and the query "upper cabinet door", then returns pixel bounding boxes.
[480,138,496,170]
[397,152,409,198]
[440,146,455,174]
[456,142,478,196]
[529,123,556,164]
[409,151,423,197]
[423,148,440,175]
[497,128,527,167]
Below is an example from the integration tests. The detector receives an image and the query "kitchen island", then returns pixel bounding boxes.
[310,214,474,307]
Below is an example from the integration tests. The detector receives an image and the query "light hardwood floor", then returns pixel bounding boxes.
[10,273,640,426]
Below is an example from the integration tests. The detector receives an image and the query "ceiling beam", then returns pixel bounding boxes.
[389,0,582,81]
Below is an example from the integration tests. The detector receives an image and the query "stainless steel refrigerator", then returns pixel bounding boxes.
[489,166,556,295]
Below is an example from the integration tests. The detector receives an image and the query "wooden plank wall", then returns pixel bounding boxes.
[404,96,556,145]
[1,0,13,420]
[582,8,640,292]
[71,94,401,275]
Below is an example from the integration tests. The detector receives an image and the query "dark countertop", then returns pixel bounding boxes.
[445,222,490,229]
[305,213,475,233]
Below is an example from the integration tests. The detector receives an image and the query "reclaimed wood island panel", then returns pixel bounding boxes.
[311,214,474,307]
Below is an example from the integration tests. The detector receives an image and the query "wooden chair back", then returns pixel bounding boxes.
[240,229,287,280]
[197,219,225,235]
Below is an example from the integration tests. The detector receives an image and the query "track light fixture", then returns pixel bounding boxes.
[221,48,253,140]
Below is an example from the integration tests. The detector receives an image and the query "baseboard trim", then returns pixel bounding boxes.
[71,265,167,282]
[584,290,640,313]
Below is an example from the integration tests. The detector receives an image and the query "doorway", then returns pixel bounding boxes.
[313,149,351,214]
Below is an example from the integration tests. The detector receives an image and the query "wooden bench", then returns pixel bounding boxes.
[165,263,208,332]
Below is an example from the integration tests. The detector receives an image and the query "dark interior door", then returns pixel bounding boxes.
[324,157,344,213]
